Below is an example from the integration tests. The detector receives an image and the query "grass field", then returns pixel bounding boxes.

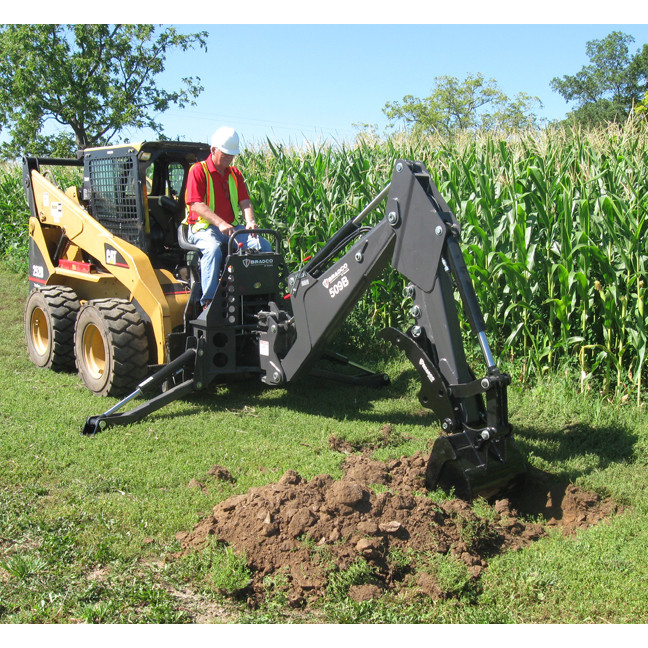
[2,122,648,624]
[2,265,648,624]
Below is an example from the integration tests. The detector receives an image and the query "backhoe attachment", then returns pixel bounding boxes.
[258,159,526,500]
[78,158,526,500]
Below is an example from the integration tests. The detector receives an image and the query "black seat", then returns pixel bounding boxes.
[177,223,202,253]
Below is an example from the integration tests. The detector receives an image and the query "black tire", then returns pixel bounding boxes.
[25,286,80,371]
[74,299,149,397]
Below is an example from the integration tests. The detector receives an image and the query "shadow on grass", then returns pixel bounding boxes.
[513,421,638,481]
[94,360,639,489]
[188,366,436,429]
[89,366,425,428]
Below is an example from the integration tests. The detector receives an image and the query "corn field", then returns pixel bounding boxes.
[1,122,647,401]
[243,123,648,402]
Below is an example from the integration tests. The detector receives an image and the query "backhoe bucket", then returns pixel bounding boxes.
[426,431,526,501]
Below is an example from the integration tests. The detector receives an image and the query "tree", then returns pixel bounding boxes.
[0,24,208,157]
[383,73,543,136]
[550,31,648,126]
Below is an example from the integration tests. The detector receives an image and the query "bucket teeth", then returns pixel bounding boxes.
[426,431,526,501]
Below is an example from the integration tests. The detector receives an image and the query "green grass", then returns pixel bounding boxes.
[2,265,648,623]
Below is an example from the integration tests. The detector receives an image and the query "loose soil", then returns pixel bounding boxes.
[173,438,622,607]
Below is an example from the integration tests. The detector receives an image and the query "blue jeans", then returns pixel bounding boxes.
[188,224,272,305]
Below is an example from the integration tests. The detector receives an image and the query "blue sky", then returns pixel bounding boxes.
[123,22,648,148]
[5,11,648,149]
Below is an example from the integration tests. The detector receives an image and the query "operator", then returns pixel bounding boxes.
[184,126,272,308]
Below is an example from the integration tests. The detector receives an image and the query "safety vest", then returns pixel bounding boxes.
[184,162,239,231]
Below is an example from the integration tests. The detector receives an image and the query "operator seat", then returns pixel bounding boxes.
[177,222,202,255]
[177,223,203,288]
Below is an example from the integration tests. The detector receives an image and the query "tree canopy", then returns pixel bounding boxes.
[550,31,648,125]
[383,73,544,136]
[0,24,207,158]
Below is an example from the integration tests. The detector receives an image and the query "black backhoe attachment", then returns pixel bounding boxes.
[81,159,526,500]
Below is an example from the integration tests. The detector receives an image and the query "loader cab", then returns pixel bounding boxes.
[82,141,210,269]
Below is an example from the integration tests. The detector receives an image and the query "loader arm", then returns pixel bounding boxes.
[257,160,525,499]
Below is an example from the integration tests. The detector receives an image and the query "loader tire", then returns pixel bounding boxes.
[25,285,80,371]
[74,299,149,397]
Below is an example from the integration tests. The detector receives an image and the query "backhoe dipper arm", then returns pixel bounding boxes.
[258,160,526,499]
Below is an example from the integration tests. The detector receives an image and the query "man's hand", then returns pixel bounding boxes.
[245,219,258,237]
[219,221,236,237]
[189,201,235,237]
[241,200,258,237]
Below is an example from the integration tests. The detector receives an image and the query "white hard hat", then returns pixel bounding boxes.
[211,126,240,155]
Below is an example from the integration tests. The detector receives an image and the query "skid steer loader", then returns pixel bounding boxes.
[23,144,526,500]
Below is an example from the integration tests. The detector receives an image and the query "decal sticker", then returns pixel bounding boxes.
[327,275,349,298]
[418,358,436,384]
[104,245,129,268]
[51,202,63,223]
[242,258,274,268]
[322,263,349,289]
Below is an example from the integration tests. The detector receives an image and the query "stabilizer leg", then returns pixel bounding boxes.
[81,347,197,435]
[309,350,390,387]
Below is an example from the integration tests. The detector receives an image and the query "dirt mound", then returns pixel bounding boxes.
[173,452,622,606]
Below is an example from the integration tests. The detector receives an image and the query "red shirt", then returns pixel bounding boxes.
[185,154,250,224]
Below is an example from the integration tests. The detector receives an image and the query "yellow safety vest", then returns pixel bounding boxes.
[184,162,239,231]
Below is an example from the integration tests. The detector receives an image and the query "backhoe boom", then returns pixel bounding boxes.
[257,160,526,498]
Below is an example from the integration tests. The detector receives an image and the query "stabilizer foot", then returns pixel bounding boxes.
[82,416,106,436]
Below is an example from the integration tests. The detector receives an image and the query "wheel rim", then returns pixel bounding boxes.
[82,323,106,380]
[30,306,50,357]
